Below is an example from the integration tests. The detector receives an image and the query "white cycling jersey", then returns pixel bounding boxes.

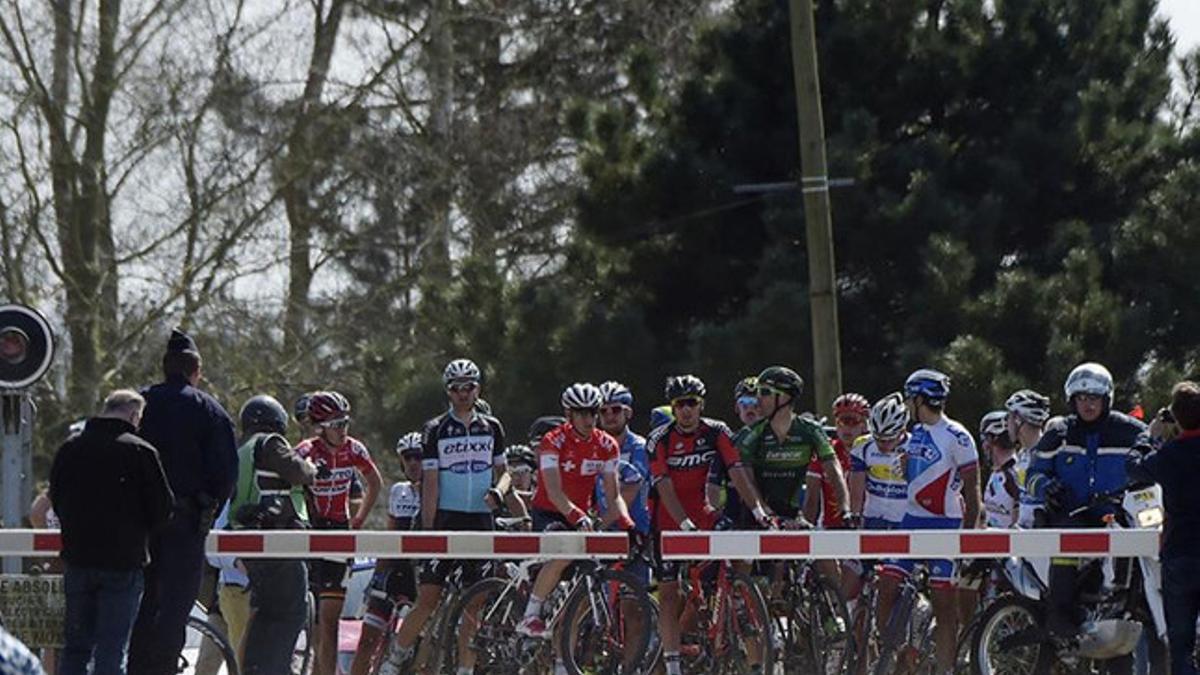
[983,458,1019,528]
[849,436,907,525]
[1013,448,1038,528]
[387,481,420,522]
[903,416,978,521]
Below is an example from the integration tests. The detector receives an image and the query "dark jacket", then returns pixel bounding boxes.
[50,417,175,569]
[1027,410,1148,517]
[139,375,237,510]
[231,432,316,529]
[1127,429,1200,559]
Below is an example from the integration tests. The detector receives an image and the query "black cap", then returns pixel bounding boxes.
[167,328,199,355]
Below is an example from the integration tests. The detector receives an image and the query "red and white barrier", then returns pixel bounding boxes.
[0,529,1160,560]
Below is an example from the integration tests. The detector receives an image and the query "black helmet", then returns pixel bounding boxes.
[241,395,289,434]
[757,366,804,398]
[528,415,566,444]
[293,392,313,423]
[665,375,706,401]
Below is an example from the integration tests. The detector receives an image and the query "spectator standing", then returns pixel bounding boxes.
[128,329,238,675]
[1127,381,1200,675]
[51,390,174,675]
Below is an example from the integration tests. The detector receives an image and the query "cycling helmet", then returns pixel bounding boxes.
[868,393,909,440]
[528,415,566,443]
[904,368,951,404]
[665,375,706,401]
[598,381,634,408]
[239,395,289,433]
[757,366,804,398]
[832,393,870,419]
[733,376,759,400]
[1064,362,1113,405]
[474,398,493,415]
[979,410,1008,438]
[443,358,481,385]
[395,431,423,456]
[561,383,603,410]
[293,393,313,423]
[1005,389,1051,426]
[505,444,536,469]
[307,391,351,425]
[650,405,674,429]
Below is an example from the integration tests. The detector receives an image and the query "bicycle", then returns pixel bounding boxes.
[675,558,774,674]
[871,563,936,675]
[373,563,471,675]
[185,612,240,675]
[768,558,855,674]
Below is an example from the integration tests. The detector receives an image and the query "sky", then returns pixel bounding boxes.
[1162,0,1200,54]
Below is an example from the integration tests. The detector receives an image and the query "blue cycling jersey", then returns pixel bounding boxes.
[421,410,506,514]
[594,430,651,533]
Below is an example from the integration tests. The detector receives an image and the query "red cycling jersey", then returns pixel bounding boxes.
[648,418,740,531]
[532,423,620,514]
[296,436,377,525]
[807,437,852,527]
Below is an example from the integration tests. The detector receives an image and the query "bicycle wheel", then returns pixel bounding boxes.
[970,596,1052,675]
[559,568,656,675]
[444,577,527,674]
[805,573,854,675]
[186,615,240,675]
[718,571,774,675]
[871,586,915,675]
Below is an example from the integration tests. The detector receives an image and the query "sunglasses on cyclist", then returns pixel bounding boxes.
[836,415,865,427]
[401,452,422,461]
[756,386,784,398]
[570,407,599,417]
[672,397,702,409]
[447,382,479,393]
[736,395,758,408]
[599,405,625,416]
[510,465,534,475]
[321,419,351,430]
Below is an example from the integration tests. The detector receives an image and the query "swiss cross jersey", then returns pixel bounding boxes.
[807,436,854,527]
[849,436,908,525]
[902,416,978,521]
[648,418,741,531]
[984,458,1019,528]
[533,423,620,513]
[737,416,836,518]
[387,481,420,529]
[296,436,377,524]
[421,410,506,514]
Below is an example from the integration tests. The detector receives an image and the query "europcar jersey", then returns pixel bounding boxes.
[902,417,978,520]
[296,436,377,524]
[737,416,836,518]
[533,422,620,513]
[421,410,506,514]
[387,481,420,529]
[849,435,907,525]
[648,418,741,531]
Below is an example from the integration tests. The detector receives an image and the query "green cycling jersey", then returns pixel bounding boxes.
[736,415,835,517]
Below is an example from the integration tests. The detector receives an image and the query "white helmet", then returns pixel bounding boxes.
[869,392,909,440]
[443,358,481,385]
[561,383,603,410]
[395,431,423,455]
[979,410,1008,438]
[1005,389,1051,426]
[1064,362,1113,405]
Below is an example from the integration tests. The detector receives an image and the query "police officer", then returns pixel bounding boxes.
[230,395,317,675]
[128,329,238,675]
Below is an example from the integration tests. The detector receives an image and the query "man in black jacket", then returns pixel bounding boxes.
[228,395,317,675]
[51,390,174,675]
[128,329,238,675]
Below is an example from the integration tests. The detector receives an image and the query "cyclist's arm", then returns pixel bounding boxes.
[802,473,822,524]
[728,466,769,516]
[505,491,529,519]
[601,467,633,528]
[848,469,866,514]
[654,476,691,527]
[353,460,383,529]
[705,458,725,511]
[960,463,981,529]
[540,465,587,527]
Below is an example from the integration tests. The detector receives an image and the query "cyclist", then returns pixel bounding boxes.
[706,376,759,525]
[595,381,651,549]
[879,368,980,675]
[516,383,639,644]
[981,411,1019,529]
[505,444,537,515]
[295,391,383,675]
[294,392,315,439]
[807,393,869,528]
[649,375,757,675]
[349,431,423,675]
[1004,389,1051,528]
[389,358,509,672]
[1026,362,1150,654]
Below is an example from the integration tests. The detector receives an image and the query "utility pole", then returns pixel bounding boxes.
[788,0,842,412]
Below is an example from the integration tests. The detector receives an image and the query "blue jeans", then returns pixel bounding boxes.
[1164,557,1200,675]
[60,565,145,675]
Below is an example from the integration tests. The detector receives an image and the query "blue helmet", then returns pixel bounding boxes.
[904,368,951,404]
[599,381,634,408]
[650,405,674,430]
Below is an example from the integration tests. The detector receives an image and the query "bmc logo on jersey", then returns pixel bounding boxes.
[666,450,715,469]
